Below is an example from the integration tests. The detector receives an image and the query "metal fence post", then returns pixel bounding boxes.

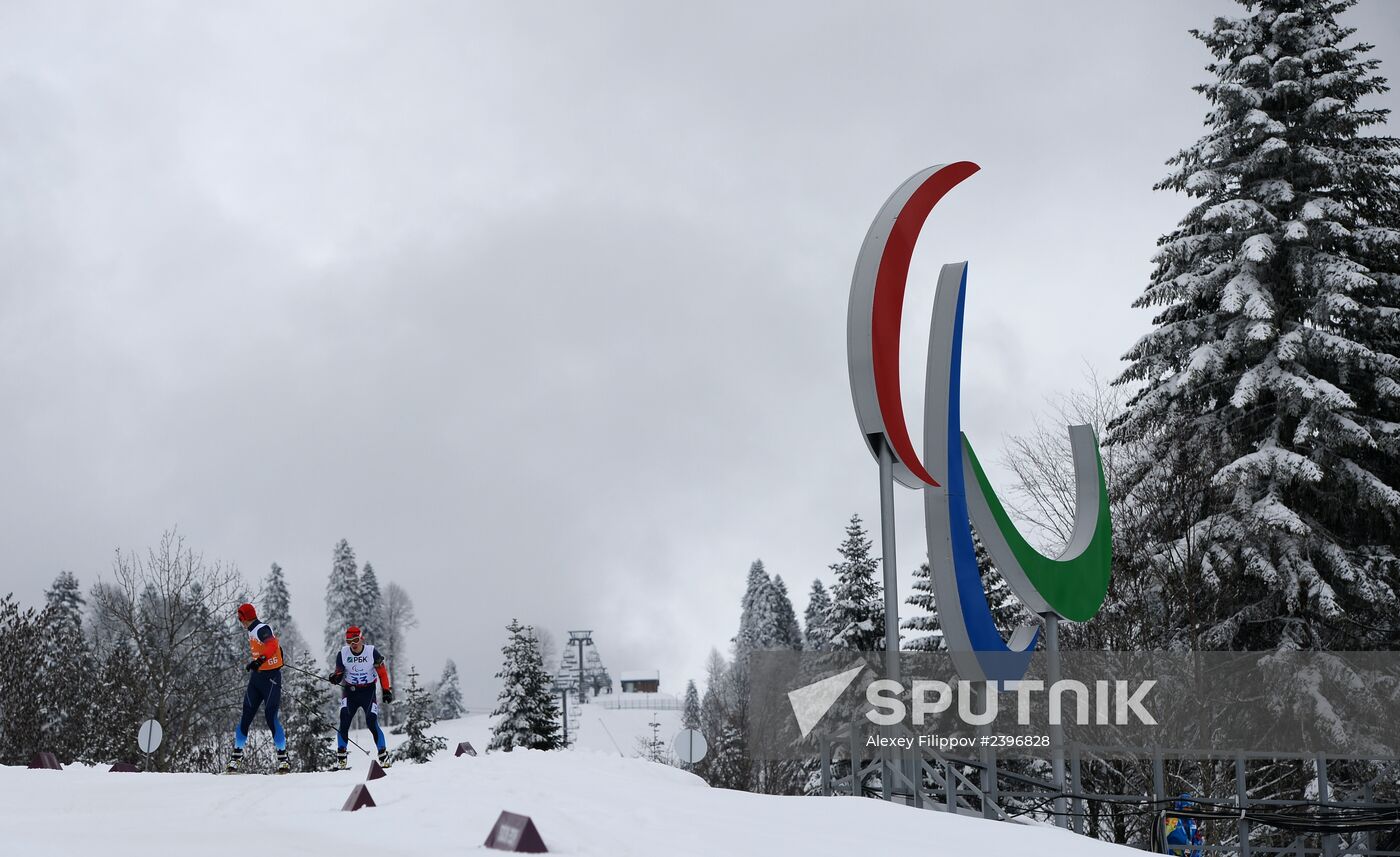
[850,718,861,797]
[1070,743,1083,835]
[1363,783,1378,855]
[982,744,999,820]
[908,746,922,808]
[1317,754,1336,857]
[945,758,956,813]
[820,737,832,796]
[1151,749,1165,855]
[1152,748,1165,807]
[1236,753,1250,857]
[881,742,893,802]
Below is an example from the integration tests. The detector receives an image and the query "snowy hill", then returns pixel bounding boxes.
[412,698,683,759]
[566,694,683,756]
[4,713,1141,856]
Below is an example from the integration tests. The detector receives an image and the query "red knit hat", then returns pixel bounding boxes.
[345,625,362,641]
[236,603,257,622]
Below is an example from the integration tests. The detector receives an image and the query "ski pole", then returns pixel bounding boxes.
[343,734,372,756]
[279,659,330,683]
[276,660,372,757]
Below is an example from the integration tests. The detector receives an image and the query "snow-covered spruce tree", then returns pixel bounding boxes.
[802,579,834,650]
[903,559,944,651]
[730,560,785,686]
[324,539,360,658]
[45,570,84,616]
[37,572,93,763]
[488,620,562,752]
[85,641,148,766]
[283,653,338,772]
[826,514,884,651]
[734,559,773,651]
[397,666,448,763]
[262,562,291,628]
[359,562,383,642]
[750,575,799,654]
[771,575,804,649]
[0,597,45,764]
[706,722,751,791]
[903,533,1032,651]
[804,515,885,796]
[730,563,806,794]
[434,659,465,720]
[1113,0,1400,652]
[260,562,309,662]
[697,649,746,791]
[693,650,731,785]
[634,714,670,763]
[682,679,702,731]
[976,533,1036,636]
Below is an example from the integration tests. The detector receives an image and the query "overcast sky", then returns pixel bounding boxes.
[2,1,1397,706]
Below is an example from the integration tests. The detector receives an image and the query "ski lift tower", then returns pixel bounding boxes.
[568,630,594,703]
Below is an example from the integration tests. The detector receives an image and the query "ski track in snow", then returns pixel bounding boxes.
[3,711,1139,856]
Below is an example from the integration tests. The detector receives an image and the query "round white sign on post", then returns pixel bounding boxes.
[671,728,708,764]
[137,719,163,754]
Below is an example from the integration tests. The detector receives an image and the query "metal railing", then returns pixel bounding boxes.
[593,696,684,711]
[815,726,1400,855]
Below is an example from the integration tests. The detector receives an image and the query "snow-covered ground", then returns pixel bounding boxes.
[3,708,1139,856]
[566,693,683,757]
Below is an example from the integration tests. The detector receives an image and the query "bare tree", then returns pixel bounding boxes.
[533,627,559,678]
[90,529,250,771]
[378,581,417,669]
[87,581,129,654]
[999,365,1127,551]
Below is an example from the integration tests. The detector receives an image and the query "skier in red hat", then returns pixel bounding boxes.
[227,602,288,773]
[327,625,393,769]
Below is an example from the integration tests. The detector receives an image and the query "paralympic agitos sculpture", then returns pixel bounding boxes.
[847,162,1113,684]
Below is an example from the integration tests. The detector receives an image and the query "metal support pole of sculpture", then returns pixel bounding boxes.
[1043,612,1067,827]
[877,437,904,801]
[877,439,901,681]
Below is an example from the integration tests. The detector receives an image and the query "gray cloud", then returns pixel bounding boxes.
[2,0,1397,702]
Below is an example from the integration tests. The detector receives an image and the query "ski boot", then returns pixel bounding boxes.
[224,747,243,774]
[377,749,393,769]
[336,749,348,771]
[275,749,290,775]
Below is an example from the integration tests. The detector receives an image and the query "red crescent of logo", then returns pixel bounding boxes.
[869,160,980,487]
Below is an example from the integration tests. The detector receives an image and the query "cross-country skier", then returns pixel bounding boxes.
[227,602,289,773]
[327,625,394,769]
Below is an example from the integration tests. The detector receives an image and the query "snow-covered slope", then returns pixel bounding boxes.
[567,698,683,757]
[451,695,683,758]
[4,715,1140,856]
